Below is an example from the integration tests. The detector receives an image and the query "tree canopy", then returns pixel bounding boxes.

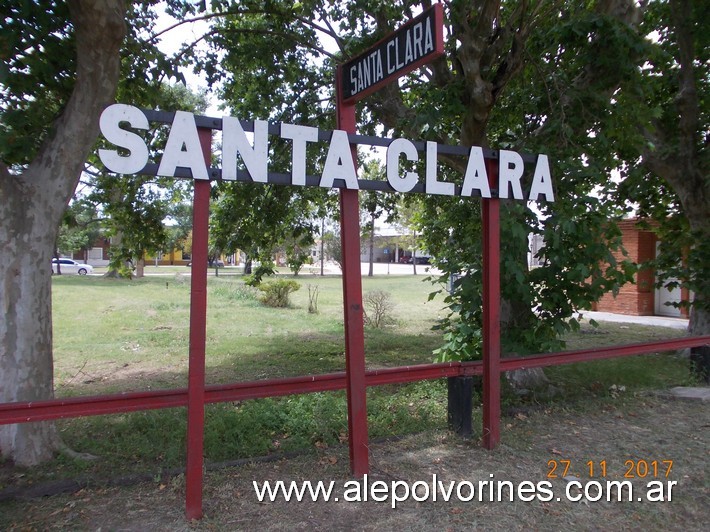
[177,0,709,354]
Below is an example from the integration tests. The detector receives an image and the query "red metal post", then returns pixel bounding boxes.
[185,128,212,520]
[336,66,369,476]
[482,158,501,449]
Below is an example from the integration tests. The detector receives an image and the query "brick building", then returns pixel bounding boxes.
[71,236,111,266]
[592,219,689,318]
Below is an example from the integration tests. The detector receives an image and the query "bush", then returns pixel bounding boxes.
[432,320,482,362]
[307,284,319,314]
[243,274,259,287]
[258,279,300,307]
[211,283,259,302]
[363,289,395,328]
[244,262,277,286]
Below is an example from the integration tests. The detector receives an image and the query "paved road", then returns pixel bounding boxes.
[357,261,441,276]
[133,262,442,277]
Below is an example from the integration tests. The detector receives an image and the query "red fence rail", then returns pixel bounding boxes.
[2,335,707,427]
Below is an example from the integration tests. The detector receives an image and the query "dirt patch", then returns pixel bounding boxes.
[1,392,707,530]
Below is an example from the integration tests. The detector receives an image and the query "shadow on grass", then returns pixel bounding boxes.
[55,326,445,398]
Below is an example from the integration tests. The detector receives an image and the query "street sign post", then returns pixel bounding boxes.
[336,3,444,476]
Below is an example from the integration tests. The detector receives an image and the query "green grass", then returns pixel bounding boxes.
[52,273,445,394]
[25,271,695,485]
[546,321,691,401]
[50,380,448,480]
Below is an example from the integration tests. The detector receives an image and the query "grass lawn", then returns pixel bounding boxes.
[52,272,447,395]
[4,271,692,484]
[52,271,689,397]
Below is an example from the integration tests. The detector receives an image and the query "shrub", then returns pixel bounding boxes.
[242,274,259,287]
[212,283,259,302]
[432,320,482,362]
[244,262,277,286]
[307,284,319,314]
[363,289,395,328]
[258,279,300,308]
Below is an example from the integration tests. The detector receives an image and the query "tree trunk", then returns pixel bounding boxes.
[104,229,125,278]
[368,214,375,277]
[53,248,62,276]
[412,232,418,275]
[0,192,61,465]
[686,211,710,338]
[320,220,325,276]
[0,0,125,466]
[690,305,710,337]
[135,257,145,278]
[641,0,709,338]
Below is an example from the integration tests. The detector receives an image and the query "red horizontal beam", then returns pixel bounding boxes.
[1,336,707,426]
[0,364,462,426]
[369,362,467,385]
[206,372,347,403]
[0,389,188,425]
[498,336,710,372]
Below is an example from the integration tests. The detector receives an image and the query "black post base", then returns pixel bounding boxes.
[690,346,710,384]
[447,376,473,436]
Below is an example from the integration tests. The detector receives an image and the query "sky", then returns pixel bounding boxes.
[153,8,221,115]
[152,4,342,118]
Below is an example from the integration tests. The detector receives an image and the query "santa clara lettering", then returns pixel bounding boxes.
[98,103,555,202]
[341,5,444,103]
[347,16,434,96]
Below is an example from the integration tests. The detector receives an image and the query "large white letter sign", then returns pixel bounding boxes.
[157,111,208,180]
[461,146,491,198]
[386,138,419,192]
[97,104,556,200]
[320,130,358,189]
[498,150,525,200]
[528,154,555,202]
[424,141,454,196]
[222,117,269,183]
[98,104,150,174]
[280,123,319,186]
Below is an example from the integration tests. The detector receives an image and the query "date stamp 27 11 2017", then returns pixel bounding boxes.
[547,459,674,479]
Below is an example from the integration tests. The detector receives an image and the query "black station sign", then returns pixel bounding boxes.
[340,4,444,103]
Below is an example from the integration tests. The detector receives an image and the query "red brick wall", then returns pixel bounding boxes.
[593,220,657,316]
[596,289,655,315]
[72,237,111,262]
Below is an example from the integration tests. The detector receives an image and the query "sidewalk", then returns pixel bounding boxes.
[582,310,689,330]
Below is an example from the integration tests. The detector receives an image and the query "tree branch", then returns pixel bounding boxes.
[317,10,346,53]
[670,0,700,168]
[150,10,266,43]
[638,0,707,226]
[23,0,126,209]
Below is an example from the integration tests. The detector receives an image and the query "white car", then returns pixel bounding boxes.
[52,258,94,275]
